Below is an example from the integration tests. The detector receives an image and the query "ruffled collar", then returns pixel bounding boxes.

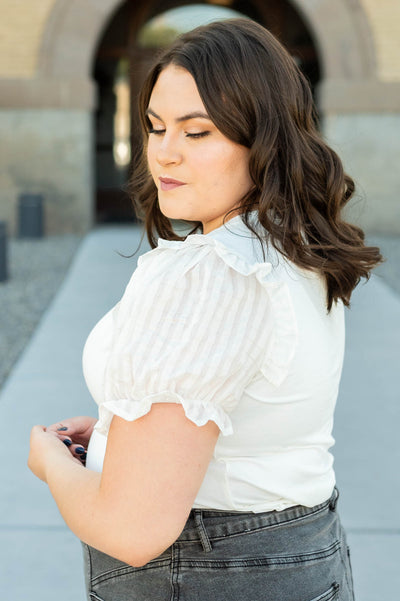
[158,210,260,249]
[204,210,259,238]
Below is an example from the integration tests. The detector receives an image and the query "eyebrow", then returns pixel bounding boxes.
[146,108,211,123]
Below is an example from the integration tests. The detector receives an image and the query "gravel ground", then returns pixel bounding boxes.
[0,234,82,389]
[0,231,398,392]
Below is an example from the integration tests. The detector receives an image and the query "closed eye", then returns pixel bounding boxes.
[147,128,210,139]
[186,131,210,139]
[148,128,165,135]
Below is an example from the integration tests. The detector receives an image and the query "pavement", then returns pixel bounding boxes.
[0,224,399,600]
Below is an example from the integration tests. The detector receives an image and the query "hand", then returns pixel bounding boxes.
[28,425,82,482]
[46,416,98,465]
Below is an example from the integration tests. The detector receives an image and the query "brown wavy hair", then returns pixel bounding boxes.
[129,18,382,311]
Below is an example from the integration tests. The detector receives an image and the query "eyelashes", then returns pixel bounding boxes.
[186,131,211,139]
[147,128,211,139]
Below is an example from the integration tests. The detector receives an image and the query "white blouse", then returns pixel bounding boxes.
[83,212,345,512]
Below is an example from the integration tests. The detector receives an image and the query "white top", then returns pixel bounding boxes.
[83,212,345,512]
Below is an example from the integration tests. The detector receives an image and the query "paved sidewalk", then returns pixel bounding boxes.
[0,225,399,600]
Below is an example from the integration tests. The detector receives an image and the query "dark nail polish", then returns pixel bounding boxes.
[79,452,87,461]
[57,427,68,431]
[63,439,72,447]
[75,447,86,455]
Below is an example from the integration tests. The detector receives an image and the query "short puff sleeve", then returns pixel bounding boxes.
[95,235,297,437]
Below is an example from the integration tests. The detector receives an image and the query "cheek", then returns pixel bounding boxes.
[146,142,154,171]
[146,138,160,175]
[203,147,250,189]
[195,147,231,183]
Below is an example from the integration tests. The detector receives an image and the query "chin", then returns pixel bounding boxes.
[158,202,199,224]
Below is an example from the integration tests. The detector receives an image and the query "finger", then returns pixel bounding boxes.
[70,444,87,465]
[31,425,46,437]
[47,422,81,443]
[46,422,69,434]
[60,437,73,447]
[46,420,88,445]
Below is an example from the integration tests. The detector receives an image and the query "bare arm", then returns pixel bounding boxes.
[29,403,219,567]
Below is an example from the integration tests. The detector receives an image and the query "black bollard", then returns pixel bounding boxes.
[0,221,8,282]
[18,194,44,238]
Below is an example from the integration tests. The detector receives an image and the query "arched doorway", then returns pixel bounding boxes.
[37,0,388,234]
[92,0,320,224]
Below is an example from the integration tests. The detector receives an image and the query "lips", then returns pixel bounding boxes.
[159,177,186,191]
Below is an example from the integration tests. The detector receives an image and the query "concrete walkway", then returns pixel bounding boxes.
[0,225,399,600]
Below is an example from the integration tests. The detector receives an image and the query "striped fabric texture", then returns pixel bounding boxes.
[97,234,296,437]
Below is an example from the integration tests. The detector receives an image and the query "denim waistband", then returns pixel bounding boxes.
[177,487,339,553]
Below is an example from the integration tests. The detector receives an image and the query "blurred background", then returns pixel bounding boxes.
[0,0,399,234]
[1,0,399,398]
[0,1,399,600]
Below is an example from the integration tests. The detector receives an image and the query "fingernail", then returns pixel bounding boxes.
[63,439,72,447]
[57,427,68,431]
[75,447,86,455]
[79,452,87,461]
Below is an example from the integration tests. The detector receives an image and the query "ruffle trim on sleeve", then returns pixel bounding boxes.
[95,390,234,437]
[156,234,298,388]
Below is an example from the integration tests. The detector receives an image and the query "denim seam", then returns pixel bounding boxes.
[89,594,105,601]
[178,539,341,569]
[170,542,180,601]
[339,545,355,599]
[90,559,171,586]
[87,545,93,585]
[314,582,340,601]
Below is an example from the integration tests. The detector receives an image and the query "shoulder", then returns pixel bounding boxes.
[132,216,298,387]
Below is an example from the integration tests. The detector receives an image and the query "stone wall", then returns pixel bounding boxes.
[0,0,55,78]
[323,114,400,233]
[360,0,400,81]
[0,0,399,234]
[0,110,93,234]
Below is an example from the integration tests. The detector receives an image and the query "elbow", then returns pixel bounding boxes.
[123,536,182,567]
[88,543,154,569]
[127,554,153,569]
[79,529,158,568]
[109,534,172,568]
[88,512,186,568]
[118,547,163,568]
[120,529,186,567]
[117,519,186,567]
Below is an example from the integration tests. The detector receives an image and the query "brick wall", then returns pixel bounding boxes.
[360,0,400,81]
[0,0,399,83]
[0,0,55,78]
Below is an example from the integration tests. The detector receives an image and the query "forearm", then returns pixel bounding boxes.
[46,455,102,545]
[30,407,219,568]
[45,454,148,566]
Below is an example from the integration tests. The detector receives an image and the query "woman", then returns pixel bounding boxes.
[29,19,381,601]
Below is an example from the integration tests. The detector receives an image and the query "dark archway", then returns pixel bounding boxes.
[92,0,320,223]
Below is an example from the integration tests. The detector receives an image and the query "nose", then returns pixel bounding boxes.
[156,134,182,167]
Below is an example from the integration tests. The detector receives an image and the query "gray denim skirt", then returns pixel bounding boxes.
[82,487,354,601]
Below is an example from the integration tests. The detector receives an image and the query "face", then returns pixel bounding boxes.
[146,65,253,234]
